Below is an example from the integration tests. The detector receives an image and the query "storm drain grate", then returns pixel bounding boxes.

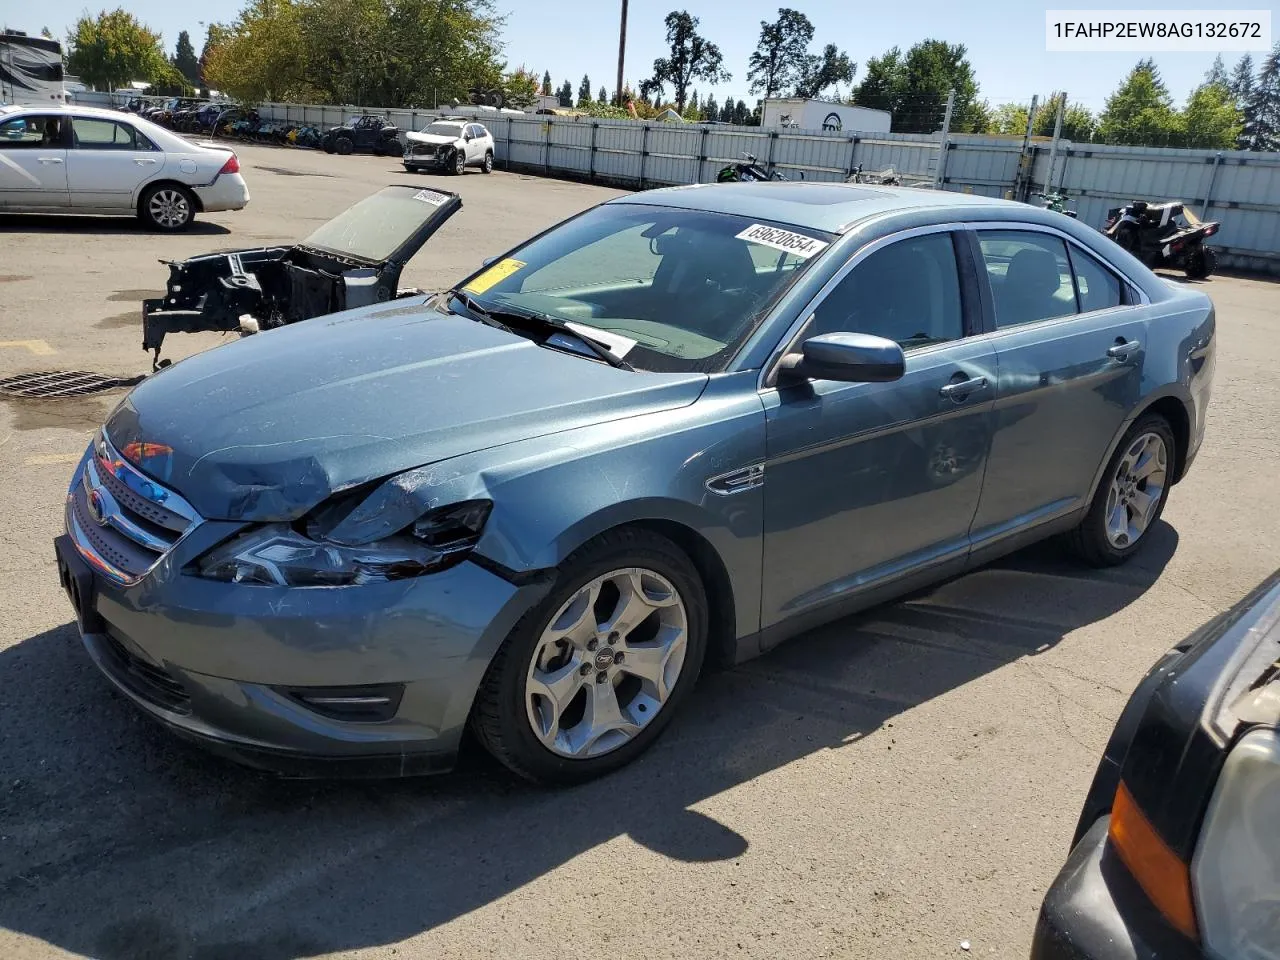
[0,371,144,399]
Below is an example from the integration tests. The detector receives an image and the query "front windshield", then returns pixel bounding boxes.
[303,186,450,261]
[452,203,832,373]
[422,123,464,137]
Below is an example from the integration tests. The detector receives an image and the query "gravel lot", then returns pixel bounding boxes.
[0,143,1276,960]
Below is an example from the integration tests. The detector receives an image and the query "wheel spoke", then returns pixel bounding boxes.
[1107,500,1130,545]
[1128,489,1156,531]
[1132,445,1165,481]
[598,571,656,639]
[526,656,584,746]
[548,580,600,643]
[620,627,687,702]
[566,680,639,756]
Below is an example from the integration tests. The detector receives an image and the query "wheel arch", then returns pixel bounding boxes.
[1084,388,1194,508]
[136,179,204,213]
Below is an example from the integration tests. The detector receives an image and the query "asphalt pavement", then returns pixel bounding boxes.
[0,143,1276,960]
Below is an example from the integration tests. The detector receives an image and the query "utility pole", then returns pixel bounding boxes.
[615,0,628,106]
[933,88,956,189]
[1045,92,1066,195]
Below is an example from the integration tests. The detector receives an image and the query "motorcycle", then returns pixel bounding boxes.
[846,163,901,186]
[1033,191,1078,218]
[1104,200,1220,280]
[717,153,789,182]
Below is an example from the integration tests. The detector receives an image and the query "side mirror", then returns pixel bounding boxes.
[778,332,905,384]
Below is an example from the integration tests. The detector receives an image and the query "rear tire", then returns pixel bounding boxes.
[1185,248,1217,280]
[470,528,708,785]
[1064,413,1176,567]
[334,136,354,156]
[481,150,494,174]
[138,183,196,232]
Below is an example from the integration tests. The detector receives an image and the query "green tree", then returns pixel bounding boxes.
[577,74,591,107]
[1204,54,1230,89]
[643,10,730,112]
[557,78,573,107]
[719,98,733,123]
[1097,58,1182,146]
[198,23,227,89]
[851,39,982,133]
[747,8,812,98]
[1181,80,1242,149]
[65,8,185,92]
[732,99,749,125]
[40,26,54,39]
[541,69,551,96]
[1230,54,1257,149]
[795,43,855,99]
[172,29,201,88]
[203,0,308,102]
[598,85,606,102]
[1249,42,1280,151]
[703,93,718,121]
[501,66,539,108]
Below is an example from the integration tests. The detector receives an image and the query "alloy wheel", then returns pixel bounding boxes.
[1103,431,1167,548]
[525,567,689,759]
[148,189,191,229]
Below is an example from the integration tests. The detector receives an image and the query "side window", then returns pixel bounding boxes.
[72,118,145,149]
[978,230,1076,328]
[808,232,965,348]
[0,115,62,149]
[1069,247,1123,313]
[476,125,490,140]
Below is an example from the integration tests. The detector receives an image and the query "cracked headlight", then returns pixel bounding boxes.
[196,500,491,586]
[1192,727,1280,959]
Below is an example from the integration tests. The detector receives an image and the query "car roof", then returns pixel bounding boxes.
[0,103,141,122]
[609,181,1015,234]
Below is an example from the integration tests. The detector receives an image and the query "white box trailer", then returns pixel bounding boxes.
[761,98,891,134]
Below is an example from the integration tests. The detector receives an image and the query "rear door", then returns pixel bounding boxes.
[967,226,1148,555]
[0,113,69,209]
[65,116,165,210]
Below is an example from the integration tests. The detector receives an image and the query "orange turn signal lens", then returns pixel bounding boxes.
[1108,781,1199,940]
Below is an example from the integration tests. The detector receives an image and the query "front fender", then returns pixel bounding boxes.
[433,374,768,640]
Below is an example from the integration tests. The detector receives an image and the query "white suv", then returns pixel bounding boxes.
[403,119,495,175]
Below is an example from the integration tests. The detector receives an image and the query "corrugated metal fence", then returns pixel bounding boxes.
[124,95,1280,273]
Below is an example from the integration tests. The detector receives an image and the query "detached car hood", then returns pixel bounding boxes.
[107,308,709,522]
[406,131,461,146]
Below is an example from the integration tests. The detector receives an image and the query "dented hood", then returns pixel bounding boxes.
[106,305,709,522]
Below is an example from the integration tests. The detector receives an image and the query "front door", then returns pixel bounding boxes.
[65,116,165,210]
[0,113,69,209]
[760,228,996,629]
[967,228,1148,547]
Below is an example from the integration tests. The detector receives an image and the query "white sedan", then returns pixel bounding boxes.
[0,103,249,230]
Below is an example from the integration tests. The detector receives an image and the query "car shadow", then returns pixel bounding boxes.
[0,215,231,236]
[0,526,1179,959]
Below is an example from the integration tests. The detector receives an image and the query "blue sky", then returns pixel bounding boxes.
[5,0,1276,110]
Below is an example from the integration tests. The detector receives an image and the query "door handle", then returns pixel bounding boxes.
[133,158,159,165]
[1107,339,1141,361]
[37,157,64,164]
[939,375,988,401]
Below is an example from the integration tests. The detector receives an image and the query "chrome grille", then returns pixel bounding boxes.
[66,433,202,585]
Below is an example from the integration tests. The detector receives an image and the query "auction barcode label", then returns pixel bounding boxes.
[736,224,829,259]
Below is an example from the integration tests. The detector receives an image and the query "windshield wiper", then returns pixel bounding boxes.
[447,290,632,370]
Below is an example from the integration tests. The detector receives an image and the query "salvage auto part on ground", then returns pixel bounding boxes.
[141,184,461,368]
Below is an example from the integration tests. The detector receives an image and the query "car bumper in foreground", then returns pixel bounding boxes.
[1031,818,1202,960]
[192,173,250,212]
[54,522,549,777]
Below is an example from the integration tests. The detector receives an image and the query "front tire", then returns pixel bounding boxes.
[334,136,354,156]
[452,147,466,175]
[138,184,196,232]
[471,528,708,785]
[481,150,494,174]
[1065,413,1176,567]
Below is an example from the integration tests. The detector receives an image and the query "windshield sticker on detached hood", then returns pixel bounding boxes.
[413,189,449,206]
[735,224,829,259]
[464,258,526,294]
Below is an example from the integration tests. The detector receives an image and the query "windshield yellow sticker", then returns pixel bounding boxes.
[735,224,828,259]
[463,258,526,294]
